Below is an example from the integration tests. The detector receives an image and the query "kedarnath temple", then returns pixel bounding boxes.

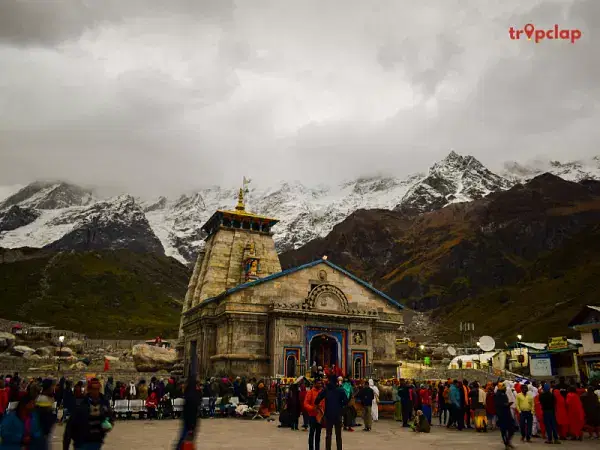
[178,186,405,379]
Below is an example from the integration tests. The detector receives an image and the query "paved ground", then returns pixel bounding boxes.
[51,419,600,449]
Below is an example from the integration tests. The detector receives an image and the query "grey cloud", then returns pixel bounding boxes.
[0,0,234,46]
[0,0,598,195]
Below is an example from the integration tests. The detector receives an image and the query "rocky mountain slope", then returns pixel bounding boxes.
[0,247,189,338]
[281,175,600,341]
[1,153,598,265]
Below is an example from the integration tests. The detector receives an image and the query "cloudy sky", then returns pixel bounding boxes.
[0,0,598,196]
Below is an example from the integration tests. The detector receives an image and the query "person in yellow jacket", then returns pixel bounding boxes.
[515,384,534,442]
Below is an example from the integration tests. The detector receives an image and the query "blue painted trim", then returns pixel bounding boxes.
[202,259,404,309]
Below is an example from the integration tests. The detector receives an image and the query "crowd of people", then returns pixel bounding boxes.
[0,370,599,450]
[273,374,600,450]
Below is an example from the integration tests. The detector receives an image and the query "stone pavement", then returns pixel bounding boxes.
[50,419,599,449]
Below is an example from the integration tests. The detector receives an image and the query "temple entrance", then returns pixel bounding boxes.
[285,354,297,377]
[310,334,339,369]
[354,357,364,379]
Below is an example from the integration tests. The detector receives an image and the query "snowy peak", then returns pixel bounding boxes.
[397,151,512,214]
[502,156,600,183]
[2,152,598,265]
[0,181,94,210]
[45,194,164,253]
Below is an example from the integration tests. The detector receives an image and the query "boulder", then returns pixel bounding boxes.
[69,361,87,370]
[11,345,35,357]
[65,339,84,354]
[132,344,178,372]
[0,332,16,352]
[36,346,56,358]
[25,354,42,360]
[56,347,74,357]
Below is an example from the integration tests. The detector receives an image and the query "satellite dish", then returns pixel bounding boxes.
[447,345,457,356]
[479,336,496,352]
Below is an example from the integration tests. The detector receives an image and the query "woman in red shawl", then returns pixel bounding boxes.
[534,393,545,438]
[554,388,568,439]
[566,386,584,440]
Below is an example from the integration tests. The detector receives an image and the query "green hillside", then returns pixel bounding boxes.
[0,248,191,338]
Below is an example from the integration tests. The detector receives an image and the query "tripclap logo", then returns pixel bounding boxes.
[509,24,582,43]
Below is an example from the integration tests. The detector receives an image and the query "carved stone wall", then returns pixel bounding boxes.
[191,229,281,307]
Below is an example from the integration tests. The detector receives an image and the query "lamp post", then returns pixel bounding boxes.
[476,342,481,369]
[517,334,523,368]
[57,335,65,374]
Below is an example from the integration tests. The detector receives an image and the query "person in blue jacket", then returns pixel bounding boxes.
[0,394,44,450]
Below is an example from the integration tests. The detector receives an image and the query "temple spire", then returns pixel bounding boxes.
[236,177,251,211]
[235,187,245,211]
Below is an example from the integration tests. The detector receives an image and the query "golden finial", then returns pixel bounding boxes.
[235,187,245,211]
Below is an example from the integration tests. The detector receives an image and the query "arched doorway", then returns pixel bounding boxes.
[354,357,363,379]
[285,354,297,377]
[309,334,339,369]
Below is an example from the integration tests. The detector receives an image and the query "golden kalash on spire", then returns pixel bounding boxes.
[200,177,279,237]
[235,187,246,211]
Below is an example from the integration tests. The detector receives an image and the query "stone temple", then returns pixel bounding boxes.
[178,187,404,379]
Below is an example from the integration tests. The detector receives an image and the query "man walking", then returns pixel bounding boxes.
[357,381,374,432]
[304,377,325,450]
[68,378,113,450]
[495,382,515,450]
[36,378,57,450]
[316,375,347,450]
[539,384,560,444]
[515,384,534,442]
[175,380,200,450]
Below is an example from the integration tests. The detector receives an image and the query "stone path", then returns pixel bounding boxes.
[51,419,600,449]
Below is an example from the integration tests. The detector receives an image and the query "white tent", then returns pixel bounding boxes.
[448,351,499,369]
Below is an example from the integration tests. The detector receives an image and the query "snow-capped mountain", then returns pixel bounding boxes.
[0,181,94,210]
[396,151,512,214]
[502,156,600,183]
[1,152,598,265]
[0,191,162,254]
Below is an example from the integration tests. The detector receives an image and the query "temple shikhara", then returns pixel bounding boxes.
[178,184,405,379]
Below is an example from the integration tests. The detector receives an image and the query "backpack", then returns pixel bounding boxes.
[443,387,450,402]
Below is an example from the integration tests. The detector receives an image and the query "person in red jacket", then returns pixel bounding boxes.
[485,386,496,430]
[0,379,8,420]
[566,386,585,440]
[554,388,569,439]
[304,378,325,450]
[419,385,432,424]
[146,391,158,419]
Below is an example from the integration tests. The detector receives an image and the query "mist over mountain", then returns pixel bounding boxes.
[0,152,598,265]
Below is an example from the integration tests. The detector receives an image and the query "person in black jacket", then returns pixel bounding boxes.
[539,384,560,444]
[356,381,374,431]
[67,378,113,450]
[36,378,57,450]
[176,379,200,450]
[399,382,412,428]
[316,375,347,450]
[287,383,301,430]
[494,383,515,450]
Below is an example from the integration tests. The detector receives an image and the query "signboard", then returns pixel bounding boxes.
[424,357,431,366]
[548,336,568,350]
[530,354,552,377]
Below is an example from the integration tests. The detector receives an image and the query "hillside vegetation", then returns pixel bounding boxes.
[281,175,600,341]
[0,248,190,338]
